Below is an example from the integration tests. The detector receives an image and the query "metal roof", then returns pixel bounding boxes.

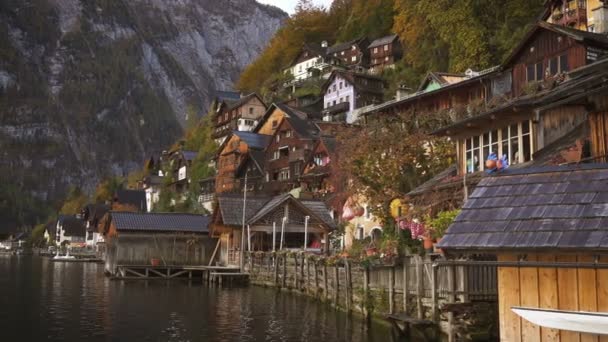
[438,165,608,252]
[111,212,210,233]
[368,34,398,49]
[232,131,272,150]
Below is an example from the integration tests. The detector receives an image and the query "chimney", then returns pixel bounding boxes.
[321,40,328,48]
[396,84,412,100]
[592,2,608,34]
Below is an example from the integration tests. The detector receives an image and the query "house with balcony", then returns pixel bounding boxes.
[326,37,369,68]
[390,22,608,217]
[368,34,403,73]
[262,111,320,194]
[212,93,267,145]
[284,43,338,82]
[321,70,385,123]
[215,131,271,194]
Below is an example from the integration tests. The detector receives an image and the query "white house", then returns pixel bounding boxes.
[284,43,336,82]
[56,215,86,247]
[321,70,385,124]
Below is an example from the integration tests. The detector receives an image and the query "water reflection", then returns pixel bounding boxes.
[0,256,399,341]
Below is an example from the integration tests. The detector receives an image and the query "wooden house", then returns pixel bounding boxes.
[215,131,271,193]
[373,22,608,215]
[438,165,608,341]
[368,34,403,73]
[100,212,216,275]
[212,93,267,145]
[326,37,369,68]
[544,0,608,32]
[262,110,320,194]
[212,193,336,266]
[321,70,385,123]
[300,136,338,200]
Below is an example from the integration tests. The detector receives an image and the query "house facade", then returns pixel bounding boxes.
[56,215,86,247]
[81,204,110,249]
[212,93,267,145]
[326,38,369,68]
[284,43,335,82]
[368,34,403,73]
[322,70,384,123]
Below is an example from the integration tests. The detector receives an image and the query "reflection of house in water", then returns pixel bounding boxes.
[211,193,336,266]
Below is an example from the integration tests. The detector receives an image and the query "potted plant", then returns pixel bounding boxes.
[428,209,461,253]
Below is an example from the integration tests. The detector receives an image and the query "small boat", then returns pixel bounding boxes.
[512,306,608,335]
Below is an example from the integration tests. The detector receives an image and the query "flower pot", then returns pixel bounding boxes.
[423,237,434,252]
[366,247,377,257]
[485,159,497,169]
[150,258,160,266]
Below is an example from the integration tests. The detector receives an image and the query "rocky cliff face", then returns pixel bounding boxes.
[0,0,285,220]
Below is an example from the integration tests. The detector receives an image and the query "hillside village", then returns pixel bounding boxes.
[7,0,608,340]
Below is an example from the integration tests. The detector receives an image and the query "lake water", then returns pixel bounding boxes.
[0,256,398,341]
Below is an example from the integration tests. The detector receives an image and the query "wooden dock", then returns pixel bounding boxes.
[111,265,248,285]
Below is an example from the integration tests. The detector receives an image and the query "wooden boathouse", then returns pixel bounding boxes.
[438,165,608,341]
[100,212,217,277]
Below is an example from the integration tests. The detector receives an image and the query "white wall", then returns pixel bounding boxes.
[288,57,324,81]
[323,75,357,123]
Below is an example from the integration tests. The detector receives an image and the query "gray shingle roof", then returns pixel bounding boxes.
[58,215,86,237]
[115,190,147,211]
[216,194,271,226]
[368,34,398,49]
[233,131,272,150]
[111,212,210,233]
[438,165,608,251]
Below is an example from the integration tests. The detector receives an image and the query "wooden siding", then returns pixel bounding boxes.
[216,135,247,193]
[541,105,587,149]
[511,30,587,97]
[497,253,608,342]
[257,108,287,136]
[589,111,608,161]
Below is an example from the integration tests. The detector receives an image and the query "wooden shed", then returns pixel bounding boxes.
[101,212,216,275]
[438,165,608,341]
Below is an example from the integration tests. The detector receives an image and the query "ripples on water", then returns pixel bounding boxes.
[0,256,399,341]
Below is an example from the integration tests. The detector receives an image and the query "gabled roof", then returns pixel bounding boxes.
[215,91,241,103]
[232,131,272,150]
[288,43,328,67]
[82,203,111,223]
[215,193,272,226]
[110,212,209,233]
[114,189,147,211]
[417,72,467,92]
[503,21,608,67]
[58,216,86,237]
[438,165,608,252]
[224,93,265,112]
[246,193,336,229]
[274,105,320,140]
[321,70,385,95]
[326,37,368,54]
[368,34,399,49]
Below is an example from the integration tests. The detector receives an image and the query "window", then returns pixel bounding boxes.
[339,82,343,89]
[463,120,533,174]
[526,62,544,82]
[352,56,357,62]
[326,102,330,108]
[224,113,228,120]
[346,95,350,103]
[279,168,290,180]
[549,54,569,75]
[365,206,371,219]
[332,84,337,91]
[314,153,324,166]
[373,47,378,53]
[333,100,336,106]
[276,135,280,143]
[272,120,278,128]
[385,56,389,62]
[341,51,345,56]
[384,44,389,51]
[273,151,280,160]
[340,97,343,103]
[352,45,356,50]
[285,130,292,138]
[249,107,254,115]
[279,146,289,158]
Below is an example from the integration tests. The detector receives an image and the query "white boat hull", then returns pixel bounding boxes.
[512,306,608,335]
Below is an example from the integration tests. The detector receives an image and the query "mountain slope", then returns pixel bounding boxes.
[0,0,285,227]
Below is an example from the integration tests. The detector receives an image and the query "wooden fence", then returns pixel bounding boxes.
[245,252,498,340]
